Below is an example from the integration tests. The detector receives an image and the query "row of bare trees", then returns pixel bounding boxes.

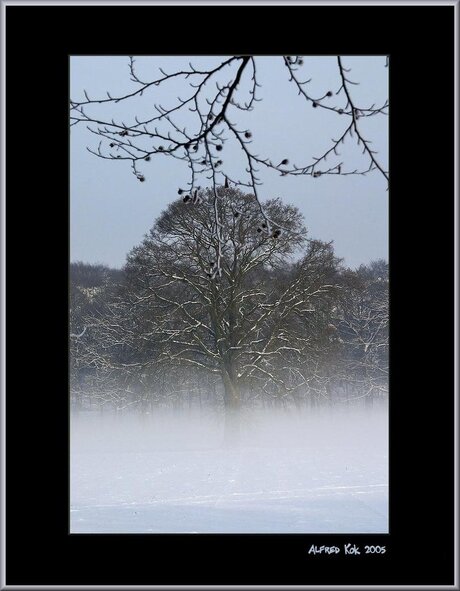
[70,189,388,434]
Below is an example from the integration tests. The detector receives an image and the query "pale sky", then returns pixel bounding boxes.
[70,55,388,270]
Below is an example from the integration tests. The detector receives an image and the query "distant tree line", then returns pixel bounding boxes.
[70,189,388,418]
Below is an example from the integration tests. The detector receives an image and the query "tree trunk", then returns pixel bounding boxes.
[365,388,374,411]
[222,368,241,447]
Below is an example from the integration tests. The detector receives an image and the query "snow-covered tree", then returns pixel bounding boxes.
[115,188,342,442]
[336,260,389,405]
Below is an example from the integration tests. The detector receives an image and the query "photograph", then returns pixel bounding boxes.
[70,54,389,535]
[3,3,456,588]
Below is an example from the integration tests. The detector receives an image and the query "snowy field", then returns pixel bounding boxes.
[70,406,388,533]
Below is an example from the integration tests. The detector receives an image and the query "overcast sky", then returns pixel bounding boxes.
[70,55,388,270]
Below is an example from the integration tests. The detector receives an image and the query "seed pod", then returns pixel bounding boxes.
[144,156,151,161]
[312,102,318,108]
[326,91,333,97]
[183,195,191,203]
[216,144,223,151]
[244,131,252,139]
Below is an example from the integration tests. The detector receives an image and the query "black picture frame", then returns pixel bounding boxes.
[4,2,456,587]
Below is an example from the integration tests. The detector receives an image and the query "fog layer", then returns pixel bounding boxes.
[71,406,388,533]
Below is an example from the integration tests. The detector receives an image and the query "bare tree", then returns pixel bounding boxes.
[113,188,342,442]
[69,238,388,422]
[71,55,388,277]
[336,261,389,406]
[70,56,388,428]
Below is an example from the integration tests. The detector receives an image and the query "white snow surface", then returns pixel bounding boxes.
[71,406,388,533]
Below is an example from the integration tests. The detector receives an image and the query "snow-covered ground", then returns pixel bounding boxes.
[70,406,388,533]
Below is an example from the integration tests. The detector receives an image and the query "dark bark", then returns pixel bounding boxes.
[222,367,241,447]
